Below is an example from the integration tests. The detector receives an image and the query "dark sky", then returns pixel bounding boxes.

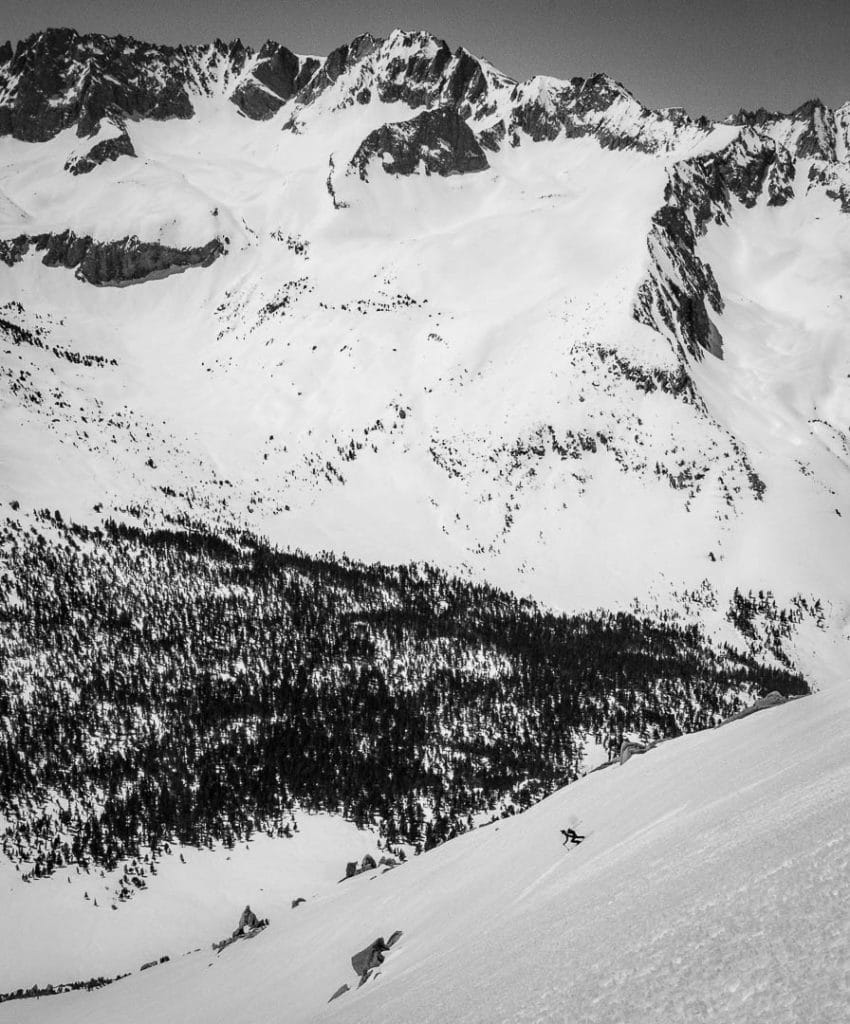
[4,0,849,118]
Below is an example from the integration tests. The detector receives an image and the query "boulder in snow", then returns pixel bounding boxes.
[351,936,389,977]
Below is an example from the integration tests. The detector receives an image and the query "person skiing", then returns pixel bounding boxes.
[561,828,585,846]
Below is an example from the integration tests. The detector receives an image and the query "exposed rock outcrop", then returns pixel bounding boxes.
[619,740,656,765]
[731,98,839,162]
[230,41,318,120]
[349,107,489,181]
[505,73,709,153]
[212,905,269,952]
[634,130,797,361]
[0,230,224,285]
[342,852,387,880]
[0,29,196,141]
[139,955,169,972]
[233,904,260,937]
[351,936,390,977]
[65,123,136,174]
[348,929,403,992]
[282,31,511,135]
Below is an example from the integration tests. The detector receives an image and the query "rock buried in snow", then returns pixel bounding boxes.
[351,937,390,977]
[233,904,261,937]
[719,690,788,726]
[343,853,384,880]
[387,930,403,948]
[291,897,306,908]
[212,905,269,950]
[620,740,654,765]
[328,983,350,1002]
[139,954,170,971]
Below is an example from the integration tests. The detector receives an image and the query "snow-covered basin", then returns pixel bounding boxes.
[4,645,849,1024]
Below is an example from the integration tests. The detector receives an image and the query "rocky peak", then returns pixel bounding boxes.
[730,98,841,163]
[506,70,703,152]
[295,32,381,107]
[283,29,509,131]
[788,98,836,160]
[0,29,198,140]
[230,41,318,120]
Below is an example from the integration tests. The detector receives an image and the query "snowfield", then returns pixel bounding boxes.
[3,640,848,1024]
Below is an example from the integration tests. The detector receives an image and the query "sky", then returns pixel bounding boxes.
[3,0,849,118]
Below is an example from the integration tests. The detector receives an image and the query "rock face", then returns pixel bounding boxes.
[230,41,319,120]
[0,231,224,285]
[0,29,197,141]
[295,33,382,108]
[731,98,839,162]
[349,107,489,181]
[64,124,136,175]
[634,130,798,361]
[378,37,493,115]
[635,203,725,361]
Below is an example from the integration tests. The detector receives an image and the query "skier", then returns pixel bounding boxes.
[561,828,585,846]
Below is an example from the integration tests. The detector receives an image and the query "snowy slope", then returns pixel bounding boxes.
[4,637,848,1024]
[0,815,383,991]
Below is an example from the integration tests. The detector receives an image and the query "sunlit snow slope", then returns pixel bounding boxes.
[5,639,848,1024]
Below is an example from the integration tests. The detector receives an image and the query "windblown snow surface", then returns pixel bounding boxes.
[3,640,848,1024]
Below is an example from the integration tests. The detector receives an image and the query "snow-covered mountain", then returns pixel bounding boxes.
[1,26,847,618]
[1,26,850,1018]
